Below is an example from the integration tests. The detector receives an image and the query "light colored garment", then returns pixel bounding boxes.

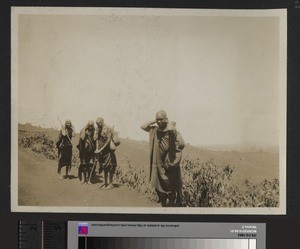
[94,124,117,172]
[94,124,111,147]
[147,126,185,193]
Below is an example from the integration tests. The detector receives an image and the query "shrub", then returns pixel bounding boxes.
[114,157,279,208]
[19,132,58,160]
[18,131,279,207]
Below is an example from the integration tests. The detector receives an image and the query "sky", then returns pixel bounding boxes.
[15,9,286,147]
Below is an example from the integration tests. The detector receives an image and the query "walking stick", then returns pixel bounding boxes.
[88,155,98,183]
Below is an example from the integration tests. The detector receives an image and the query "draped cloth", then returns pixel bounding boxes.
[56,128,73,168]
[77,126,95,164]
[148,126,185,194]
[95,124,117,172]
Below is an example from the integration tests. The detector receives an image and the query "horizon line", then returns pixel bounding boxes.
[18,122,279,150]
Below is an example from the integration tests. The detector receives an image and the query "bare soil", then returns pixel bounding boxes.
[18,147,158,207]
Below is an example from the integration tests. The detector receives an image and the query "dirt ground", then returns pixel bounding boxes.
[18,148,158,208]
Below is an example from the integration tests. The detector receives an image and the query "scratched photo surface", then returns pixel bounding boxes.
[11,7,287,214]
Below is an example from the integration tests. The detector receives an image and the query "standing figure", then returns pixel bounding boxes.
[56,119,75,179]
[94,117,118,190]
[141,110,185,207]
[77,120,96,184]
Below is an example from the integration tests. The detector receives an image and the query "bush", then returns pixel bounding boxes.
[19,131,81,166]
[114,157,279,208]
[114,158,157,202]
[19,131,279,207]
[19,132,58,160]
[180,158,279,207]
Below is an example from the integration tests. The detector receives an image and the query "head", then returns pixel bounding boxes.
[155,110,168,130]
[87,120,94,130]
[65,119,72,128]
[96,117,104,129]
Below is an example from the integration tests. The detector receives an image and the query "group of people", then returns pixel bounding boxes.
[56,110,185,206]
[56,117,117,190]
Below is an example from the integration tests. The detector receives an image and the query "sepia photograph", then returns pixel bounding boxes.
[11,7,286,214]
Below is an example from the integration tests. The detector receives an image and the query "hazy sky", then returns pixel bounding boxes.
[16,9,286,146]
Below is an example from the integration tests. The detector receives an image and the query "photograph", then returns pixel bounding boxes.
[11,7,286,214]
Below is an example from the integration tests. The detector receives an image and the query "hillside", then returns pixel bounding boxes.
[17,123,280,209]
[18,123,279,187]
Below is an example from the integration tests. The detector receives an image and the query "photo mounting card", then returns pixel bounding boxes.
[11,7,286,214]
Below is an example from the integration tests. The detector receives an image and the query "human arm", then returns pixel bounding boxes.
[97,136,111,153]
[93,127,98,141]
[95,127,112,153]
[140,120,157,132]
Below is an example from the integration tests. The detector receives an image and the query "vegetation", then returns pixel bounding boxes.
[18,131,79,165]
[18,131,279,207]
[114,158,279,207]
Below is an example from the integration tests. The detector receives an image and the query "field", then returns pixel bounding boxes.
[17,124,280,208]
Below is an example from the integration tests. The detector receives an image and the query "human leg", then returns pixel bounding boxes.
[155,189,167,207]
[166,192,175,207]
[57,163,64,180]
[65,165,69,179]
[98,148,112,189]
[100,170,109,189]
[104,170,109,187]
[175,190,183,207]
[160,192,167,207]
[78,163,86,184]
[108,152,117,188]
[87,163,94,184]
[57,151,64,179]
[105,172,114,190]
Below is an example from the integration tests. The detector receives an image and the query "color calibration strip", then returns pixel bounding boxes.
[68,221,265,249]
[78,238,256,249]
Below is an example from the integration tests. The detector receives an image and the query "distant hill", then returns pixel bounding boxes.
[19,123,59,140]
[198,143,278,154]
[18,123,280,187]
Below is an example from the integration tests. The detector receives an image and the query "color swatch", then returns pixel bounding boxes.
[79,238,256,249]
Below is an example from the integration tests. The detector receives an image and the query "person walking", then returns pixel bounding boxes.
[77,120,96,184]
[56,119,75,179]
[94,117,118,190]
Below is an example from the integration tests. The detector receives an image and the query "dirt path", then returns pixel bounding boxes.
[18,148,158,208]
